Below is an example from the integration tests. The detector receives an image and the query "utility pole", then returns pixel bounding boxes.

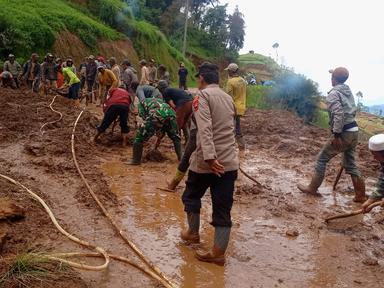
[182,0,189,57]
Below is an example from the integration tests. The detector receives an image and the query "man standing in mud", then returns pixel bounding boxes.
[297,67,366,202]
[225,63,247,149]
[22,53,40,93]
[181,62,238,265]
[362,134,384,212]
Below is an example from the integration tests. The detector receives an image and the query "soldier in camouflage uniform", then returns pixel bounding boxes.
[362,134,384,212]
[129,97,182,165]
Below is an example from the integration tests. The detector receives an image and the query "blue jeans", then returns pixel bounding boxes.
[68,82,80,99]
[315,131,361,182]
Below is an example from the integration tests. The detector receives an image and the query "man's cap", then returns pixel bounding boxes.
[157,80,169,91]
[149,58,155,63]
[195,62,219,78]
[329,67,349,83]
[47,53,54,58]
[97,65,106,70]
[225,63,239,72]
[66,58,73,62]
[180,62,185,67]
[369,134,384,152]
[8,54,15,58]
[89,55,95,60]
[140,59,147,65]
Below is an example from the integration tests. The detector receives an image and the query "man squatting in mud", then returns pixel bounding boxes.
[298,67,367,203]
[362,134,384,212]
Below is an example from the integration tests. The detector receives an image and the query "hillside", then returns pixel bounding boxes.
[0,0,195,81]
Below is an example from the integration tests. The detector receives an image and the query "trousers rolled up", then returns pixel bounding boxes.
[315,131,361,182]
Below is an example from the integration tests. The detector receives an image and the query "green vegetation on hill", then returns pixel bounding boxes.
[0,0,120,61]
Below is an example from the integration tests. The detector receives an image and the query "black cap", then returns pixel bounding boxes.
[195,62,219,78]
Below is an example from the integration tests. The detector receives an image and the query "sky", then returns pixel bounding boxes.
[222,0,384,106]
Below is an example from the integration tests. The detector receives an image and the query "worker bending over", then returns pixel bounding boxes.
[362,134,384,212]
[297,67,366,202]
[97,65,118,105]
[157,80,194,143]
[94,86,131,146]
[129,97,182,165]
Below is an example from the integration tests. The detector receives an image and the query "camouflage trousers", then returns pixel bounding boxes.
[134,118,180,144]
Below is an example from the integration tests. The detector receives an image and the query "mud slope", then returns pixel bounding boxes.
[0,88,156,287]
[1,87,384,288]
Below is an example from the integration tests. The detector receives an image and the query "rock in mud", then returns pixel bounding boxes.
[285,229,299,237]
[0,198,25,221]
[362,257,379,266]
[143,149,169,162]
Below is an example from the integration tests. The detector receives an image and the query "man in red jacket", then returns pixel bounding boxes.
[94,86,131,145]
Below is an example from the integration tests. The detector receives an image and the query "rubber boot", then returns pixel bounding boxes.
[297,174,323,196]
[236,135,246,150]
[351,175,367,203]
[173,139,183,161]
[167,169,186,191]
[122,133,129,146]
[128,143,143,165]
[195,227,230,266]
[180,212,200,243]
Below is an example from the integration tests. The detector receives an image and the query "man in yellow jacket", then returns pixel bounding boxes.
[225,63,247,148]
[97,65,118,105]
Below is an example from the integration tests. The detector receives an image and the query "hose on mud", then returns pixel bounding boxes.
[0,174,110,271]
[40,95,63,135]
[72,110,178,288]
[0,174,167,284]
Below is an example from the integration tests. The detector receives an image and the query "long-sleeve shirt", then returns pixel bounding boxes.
[3,61,21,76]
[136,85,162,102]
[111,64,121,86]
[62,67,80,86]
[189,84,239,173]
[41,62,58,81]
[98,69,118,88]
[85,61,97,81]
[140,66,150,85]
[122,67,138,90]
[370,164,384,200]
[327,84,357,134]
[226,76,247,116]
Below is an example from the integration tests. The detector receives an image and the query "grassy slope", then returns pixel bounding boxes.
[239,53,279,71]
[0,0,195,84]
[0,0,120,61]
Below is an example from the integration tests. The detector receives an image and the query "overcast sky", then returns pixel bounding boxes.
[222,0,383,106]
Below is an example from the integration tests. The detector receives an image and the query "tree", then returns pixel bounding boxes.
[228,6,245,51]
[190,0,218,24]
[201,4,229,53]
[269,71,320,122]
[356,91,363,111]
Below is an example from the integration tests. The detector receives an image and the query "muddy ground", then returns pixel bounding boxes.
[0,88,383,288]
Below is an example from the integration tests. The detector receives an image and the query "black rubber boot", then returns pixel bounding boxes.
[129,143,143,165]
[173,139,183,161]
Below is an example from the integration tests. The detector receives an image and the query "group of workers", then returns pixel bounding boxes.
[3,51,384,266]
[94,60,247,265]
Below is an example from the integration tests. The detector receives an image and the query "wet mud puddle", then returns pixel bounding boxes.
[100,148,384,288]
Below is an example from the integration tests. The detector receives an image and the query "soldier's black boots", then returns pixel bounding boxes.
[129,143,143,165]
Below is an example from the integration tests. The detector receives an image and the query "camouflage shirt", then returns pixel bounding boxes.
[139,98,175,125]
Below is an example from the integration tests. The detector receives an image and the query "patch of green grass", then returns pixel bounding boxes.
[0,0,120,61]
[312,109,329,129]
[246,85,272,109]
[239,53,279,69]
[0,252,72,287]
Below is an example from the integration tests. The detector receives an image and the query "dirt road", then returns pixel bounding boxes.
[0,89,383,287]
